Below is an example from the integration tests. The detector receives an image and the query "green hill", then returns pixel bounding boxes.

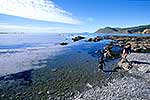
[95,25,150,34]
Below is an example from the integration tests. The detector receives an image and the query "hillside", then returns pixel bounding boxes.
[95,25,150,34]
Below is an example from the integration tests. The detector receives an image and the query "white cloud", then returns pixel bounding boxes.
[0,23,59,30]
[0,23,82,33]
[0,0,80,24]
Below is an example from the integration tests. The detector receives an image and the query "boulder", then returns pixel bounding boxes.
[87,38,93,42]
[142,29,150,34]
[117,60,133,71]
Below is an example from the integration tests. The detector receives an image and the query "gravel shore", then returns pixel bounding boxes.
[75,53,150,100]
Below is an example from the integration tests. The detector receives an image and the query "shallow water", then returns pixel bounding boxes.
[0,39,119,100]
[0,33,149,99]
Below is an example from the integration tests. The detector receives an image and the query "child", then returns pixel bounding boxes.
[103,47,113,59]
[98,55,105,71]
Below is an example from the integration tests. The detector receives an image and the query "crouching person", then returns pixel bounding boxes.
[119,43,133,70]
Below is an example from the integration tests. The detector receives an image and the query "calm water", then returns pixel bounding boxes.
[0,33,65,49]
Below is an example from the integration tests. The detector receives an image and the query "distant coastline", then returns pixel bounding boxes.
[0,32,24,34]
[95,25,150,34]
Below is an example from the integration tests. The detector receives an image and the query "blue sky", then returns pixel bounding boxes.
[0,0,150,33]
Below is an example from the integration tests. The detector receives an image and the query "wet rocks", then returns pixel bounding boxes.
[109,36,150,53]
[130,38,150,53]
[59,42,68,46]
[93,36,103,42]
[103,36,112,39]
[72,36,85,42]
[87,36,103,42]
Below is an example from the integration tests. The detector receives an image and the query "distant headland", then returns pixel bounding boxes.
[95,25,150,34]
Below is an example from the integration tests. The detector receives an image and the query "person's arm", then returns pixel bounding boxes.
[107,51,113,57]
[122,49,126,54]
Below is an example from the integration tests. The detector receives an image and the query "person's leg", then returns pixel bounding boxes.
[121,53,127,63]
[98,64,103,72]
[98,63,103,69]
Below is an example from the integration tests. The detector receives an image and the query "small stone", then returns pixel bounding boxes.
[47,97,54,100]
[75,79,80,82]
[1,94,5,98]
[47,91,50,94]
[15,96,19,99]
[9,97,13,99]
[70,92,75,97]
[38,91,42,95]
[51,68,57,72]
[23,92,27,95]
[86,83,93,88]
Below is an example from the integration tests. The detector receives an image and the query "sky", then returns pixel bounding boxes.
[0,0,150,33]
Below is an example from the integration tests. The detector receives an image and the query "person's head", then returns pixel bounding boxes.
[127,43,131,48]
[125,43,131,48]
